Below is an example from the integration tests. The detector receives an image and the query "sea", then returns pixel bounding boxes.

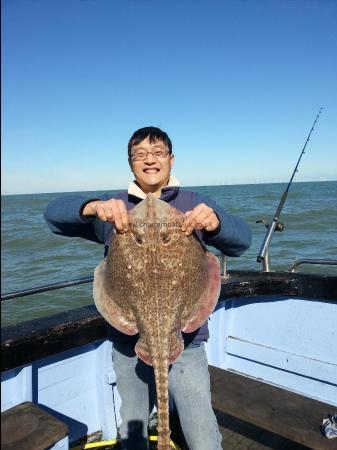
[1,181,337,327]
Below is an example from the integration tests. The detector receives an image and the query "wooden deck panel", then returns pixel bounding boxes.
[210,366,336,450]
[215,409,313,449]
[1,401,68,450]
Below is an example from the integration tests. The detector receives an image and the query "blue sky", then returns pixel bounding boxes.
[2,0,337,195]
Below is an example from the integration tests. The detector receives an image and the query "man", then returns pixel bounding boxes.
[44,126,251,450]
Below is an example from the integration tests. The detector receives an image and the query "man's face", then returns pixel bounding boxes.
[129,137,174,194]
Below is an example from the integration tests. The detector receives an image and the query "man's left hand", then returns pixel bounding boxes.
[182,203,220,236]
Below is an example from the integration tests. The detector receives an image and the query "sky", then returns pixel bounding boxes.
[2,0,337,195]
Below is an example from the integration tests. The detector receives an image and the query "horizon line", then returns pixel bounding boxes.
[1,179,336,197]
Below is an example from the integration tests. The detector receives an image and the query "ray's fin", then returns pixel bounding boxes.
[182,252,221,333]
[93,260,138,335]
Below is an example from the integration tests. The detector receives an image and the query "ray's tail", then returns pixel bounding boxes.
[153,356,171,450]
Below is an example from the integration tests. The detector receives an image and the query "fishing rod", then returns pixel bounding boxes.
[257,107,323,271]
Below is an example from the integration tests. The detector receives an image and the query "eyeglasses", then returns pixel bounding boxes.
[130,148,170,162]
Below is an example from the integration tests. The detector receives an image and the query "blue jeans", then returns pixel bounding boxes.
[112,342,222,450]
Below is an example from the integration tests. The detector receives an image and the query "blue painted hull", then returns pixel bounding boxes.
[207,295,337,406]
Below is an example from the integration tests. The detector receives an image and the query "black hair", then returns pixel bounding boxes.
[128,126,172,158]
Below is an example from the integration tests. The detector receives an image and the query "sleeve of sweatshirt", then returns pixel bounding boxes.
[43,194,112,244]
[193,192,252,257]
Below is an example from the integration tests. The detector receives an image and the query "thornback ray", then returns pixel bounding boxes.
[93,193,221,450]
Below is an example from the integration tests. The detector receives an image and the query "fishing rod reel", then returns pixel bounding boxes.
[256,219,284,232]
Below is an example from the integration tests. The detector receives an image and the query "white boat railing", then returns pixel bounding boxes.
[289,258,337,273]
[0,276,94,302]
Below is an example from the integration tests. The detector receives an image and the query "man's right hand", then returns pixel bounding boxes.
[82,199,129,233]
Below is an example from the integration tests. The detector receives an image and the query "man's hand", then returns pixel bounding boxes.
[181,203,220,236]
[82,199,129,233]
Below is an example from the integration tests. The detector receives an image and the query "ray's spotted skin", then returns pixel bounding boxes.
[93,194,221,450]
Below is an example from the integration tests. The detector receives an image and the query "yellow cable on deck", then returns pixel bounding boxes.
[83,436,181,450]
[83,440,118,449]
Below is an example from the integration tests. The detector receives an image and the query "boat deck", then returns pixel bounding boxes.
[215,410,311,450]
[70,414,312,450]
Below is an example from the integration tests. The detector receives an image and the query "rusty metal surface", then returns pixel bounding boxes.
[220,270,337,301]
